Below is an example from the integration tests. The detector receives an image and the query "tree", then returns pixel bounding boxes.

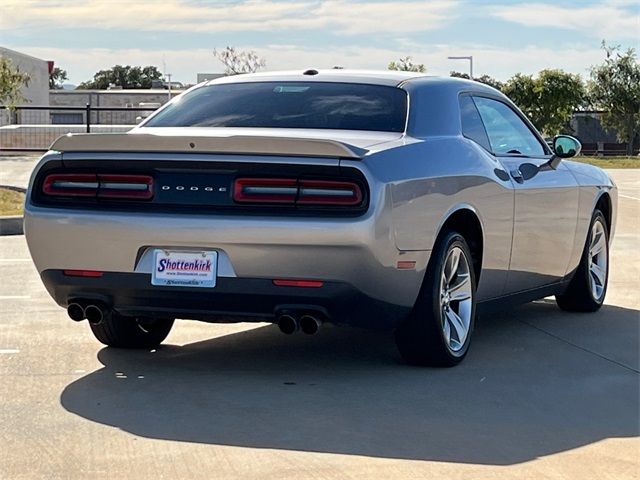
[77,65,163,89]
[0,56,30,106]
[213,47,266,75]
[589,42,640,155]
[503,69,586,136]
[388,56,426,73]
[450,71,504,91]
[49,67,68,89]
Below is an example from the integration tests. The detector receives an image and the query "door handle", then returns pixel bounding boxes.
[510,168,524,183]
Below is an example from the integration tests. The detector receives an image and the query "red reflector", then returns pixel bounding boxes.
[273,279,324,288]
[63,270,104,277]
[396,261,416,270]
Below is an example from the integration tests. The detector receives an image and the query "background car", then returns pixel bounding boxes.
[24,70,617,366]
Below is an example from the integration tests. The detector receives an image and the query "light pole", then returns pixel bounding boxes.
[448,56,473,78]
[166,73,172,101]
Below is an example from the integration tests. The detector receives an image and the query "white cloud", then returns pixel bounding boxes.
[13,43,607,85]
[1,0,458,34]
[489,2,639,39]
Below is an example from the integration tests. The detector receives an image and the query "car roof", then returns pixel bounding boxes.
[205,69,431,87]
[203,70,504,97]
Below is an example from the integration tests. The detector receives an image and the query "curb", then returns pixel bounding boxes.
[0,216,24,236]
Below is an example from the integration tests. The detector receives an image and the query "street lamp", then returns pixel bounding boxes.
[448,56,473,78]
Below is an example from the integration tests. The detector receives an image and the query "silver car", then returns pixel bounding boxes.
[24,70,617,366]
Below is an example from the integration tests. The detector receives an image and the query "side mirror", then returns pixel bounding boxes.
[547,135,582,169]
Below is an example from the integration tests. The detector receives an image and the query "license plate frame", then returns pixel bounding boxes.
[151,250,218,288]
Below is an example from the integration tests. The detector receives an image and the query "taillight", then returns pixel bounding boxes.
[97,175,154,199]
[298,180,362,205]
[233,178,297,203]
[43,174,98,197]
[233,178,363,206]
[42,173,154,200]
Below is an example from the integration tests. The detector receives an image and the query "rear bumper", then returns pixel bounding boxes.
[41,270,411,330]
[25,205,430,308]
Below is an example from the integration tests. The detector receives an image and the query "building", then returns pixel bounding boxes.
[0,46,51,124]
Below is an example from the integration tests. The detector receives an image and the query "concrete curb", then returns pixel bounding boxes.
[0,216,24,236]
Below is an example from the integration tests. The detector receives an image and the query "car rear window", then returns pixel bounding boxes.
[144,82,408,132]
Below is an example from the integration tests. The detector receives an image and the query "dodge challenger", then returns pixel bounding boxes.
[24,70,617,366]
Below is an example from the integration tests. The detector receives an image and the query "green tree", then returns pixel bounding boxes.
[388,56,426,73]
[0,56,30,106]
[503,69,586,136]
[49,67,68,89]
[589,43,640,155]
[213,47,266,75]
[450,71,504,91]
[77,65,163,89]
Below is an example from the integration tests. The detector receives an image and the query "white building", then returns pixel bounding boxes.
[0,46,50,124]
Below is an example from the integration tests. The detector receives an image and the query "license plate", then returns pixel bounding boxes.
[151,250,217,288]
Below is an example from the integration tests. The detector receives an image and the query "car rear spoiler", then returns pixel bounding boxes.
[49,133,367,159]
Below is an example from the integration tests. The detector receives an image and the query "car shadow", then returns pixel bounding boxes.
[60,301,639,465]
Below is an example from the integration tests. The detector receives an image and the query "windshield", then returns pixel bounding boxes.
[144,81,408,132]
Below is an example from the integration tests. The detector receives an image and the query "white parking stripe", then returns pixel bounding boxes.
[0,296,31,300]
[0,349,20,354]
[0,259,31,262]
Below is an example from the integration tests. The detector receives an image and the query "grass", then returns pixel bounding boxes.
[0,188,25,216]
[573,156,640,169]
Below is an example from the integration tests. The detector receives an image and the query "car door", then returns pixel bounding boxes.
[472,95,579,293]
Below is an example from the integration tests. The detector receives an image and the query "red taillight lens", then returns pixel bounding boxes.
[233,178,363,206]
[43,174,99,197]
[43,173,154,200]
[298,180,362,206]
[233,178,298,203]
[97,175,154,199]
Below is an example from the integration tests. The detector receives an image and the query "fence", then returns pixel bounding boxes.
[0,105,637,155]
[0,104,160,152]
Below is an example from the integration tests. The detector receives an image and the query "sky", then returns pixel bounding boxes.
[1,0,638,85]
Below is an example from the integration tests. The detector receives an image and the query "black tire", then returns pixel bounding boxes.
[89,313,174,349]
[556,209,609,312]
[395,230,477,367]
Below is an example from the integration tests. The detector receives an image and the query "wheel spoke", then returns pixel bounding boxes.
[449,274,471,301]
[445,249,460,283]
[590,233,606,257]
[445,308,467,344]
[442,312,451,344]
[590,263,605,286]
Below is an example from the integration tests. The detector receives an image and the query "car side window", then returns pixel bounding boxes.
[459,95,491,151]
[472,96,545,156]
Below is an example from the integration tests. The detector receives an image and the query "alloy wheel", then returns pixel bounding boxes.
[439,246,473,353]
[588,219,608,301]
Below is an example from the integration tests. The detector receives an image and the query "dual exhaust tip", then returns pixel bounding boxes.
[277,313,322,335]
[67,302,107,325]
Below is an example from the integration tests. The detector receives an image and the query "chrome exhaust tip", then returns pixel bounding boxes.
[299,314,322,335]
[67,303,85,322]
[277,314,298,335]
[84,304,106,325]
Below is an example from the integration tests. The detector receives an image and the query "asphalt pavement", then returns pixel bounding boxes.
[0,159,638,479]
